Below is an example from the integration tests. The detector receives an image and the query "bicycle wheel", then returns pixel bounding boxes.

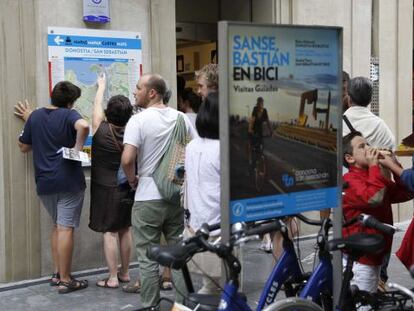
[263,297,324,311]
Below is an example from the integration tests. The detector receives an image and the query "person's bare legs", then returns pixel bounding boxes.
[97,231,119,287]
[51,225,59,274]
[162,267,171,279]
[97,228,132,287]
[259,233,272,252]
[56,225,74,283]
[272,231,284,261]
[160,234,172,290]
[272,217,299,262]
[118,227,132,282]
[119,227,140,293]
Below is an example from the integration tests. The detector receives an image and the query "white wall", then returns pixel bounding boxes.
[1,0,176,281]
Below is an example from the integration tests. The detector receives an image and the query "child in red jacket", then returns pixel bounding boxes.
[343,131,412,293]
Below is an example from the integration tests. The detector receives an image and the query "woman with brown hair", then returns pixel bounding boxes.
[90,73,135,289]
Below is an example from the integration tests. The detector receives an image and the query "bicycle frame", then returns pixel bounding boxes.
[219,282,252,311]
[299,218,333,305]
[299,255,332,302]
[256,234,303,309]
[217,220,304,311]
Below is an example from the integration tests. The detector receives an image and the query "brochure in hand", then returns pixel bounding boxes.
[60,147,90,164]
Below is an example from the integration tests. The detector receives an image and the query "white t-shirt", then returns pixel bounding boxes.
[186,112,197,130]
[343,106,396,150]
[185,138,220,232]
[124,107,195,201]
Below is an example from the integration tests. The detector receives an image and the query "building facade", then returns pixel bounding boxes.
[0,0,412,282]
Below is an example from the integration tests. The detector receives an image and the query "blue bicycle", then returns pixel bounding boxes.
[271,215,413,311]
[147,214,330,311]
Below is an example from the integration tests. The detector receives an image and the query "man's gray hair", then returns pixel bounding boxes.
[195,63,218,89]
[348,76,373,107]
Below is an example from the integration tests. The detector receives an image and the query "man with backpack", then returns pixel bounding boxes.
[121,73,196,307]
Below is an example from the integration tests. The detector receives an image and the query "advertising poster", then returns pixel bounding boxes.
[48,27,142,160]
[223,23,342,223]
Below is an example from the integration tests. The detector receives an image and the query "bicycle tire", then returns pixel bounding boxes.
[263,297,324,311]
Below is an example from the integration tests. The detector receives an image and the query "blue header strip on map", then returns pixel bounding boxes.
[65,57,128,62]
[48,34,141,49]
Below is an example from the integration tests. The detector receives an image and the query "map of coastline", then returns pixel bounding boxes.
[64,58,129,121]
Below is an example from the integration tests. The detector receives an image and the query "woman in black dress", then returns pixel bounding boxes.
[90,73,134,288]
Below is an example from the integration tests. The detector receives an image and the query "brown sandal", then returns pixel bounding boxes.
[117,272,130,283]
[96,278,119,289]
[58,278,88,294]
[122,281,141,293]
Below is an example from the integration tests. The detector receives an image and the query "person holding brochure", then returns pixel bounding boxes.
[89,73,135,289]
[14,81,89,294]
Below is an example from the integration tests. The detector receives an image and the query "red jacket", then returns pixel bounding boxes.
[396,217,414,270]
[343,165,412,266]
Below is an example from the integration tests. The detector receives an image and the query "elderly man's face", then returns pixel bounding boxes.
[196,75,210,100]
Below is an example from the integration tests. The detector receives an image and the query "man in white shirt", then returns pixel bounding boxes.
[343,76,396,151]
[121,73,195,307]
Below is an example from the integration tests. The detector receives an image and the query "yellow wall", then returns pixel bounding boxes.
[177,42,216,89]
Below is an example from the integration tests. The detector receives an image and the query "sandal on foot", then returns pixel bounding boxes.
[117,272,130,283]
[50,272,60,286]
[96,278,119,289]
[122,281,141,293]
[160,276,173,291]
[58,279,88,294]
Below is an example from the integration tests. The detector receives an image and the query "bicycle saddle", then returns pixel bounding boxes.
[185,292,247,311]
[184,293,222,311]
[327,233,384,256]
[147,242,201,270]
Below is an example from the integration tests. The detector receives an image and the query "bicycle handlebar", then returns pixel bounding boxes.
[295,214,325,226]
[199,222,220,235]
[387,282,414,300]
[343,217,359,227]
[197,234,217,253]
[245,220,283,236]
[359,214,396,235]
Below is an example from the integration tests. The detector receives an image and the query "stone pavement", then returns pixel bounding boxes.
[0,219,412,311]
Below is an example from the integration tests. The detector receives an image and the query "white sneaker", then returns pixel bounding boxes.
[259,241,273,253]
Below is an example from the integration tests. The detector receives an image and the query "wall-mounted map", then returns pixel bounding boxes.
[48,27,142,121]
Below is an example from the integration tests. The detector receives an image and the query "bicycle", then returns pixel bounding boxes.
[147,214,336,311]
[270,216,414,311]
[147,219,294,310]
